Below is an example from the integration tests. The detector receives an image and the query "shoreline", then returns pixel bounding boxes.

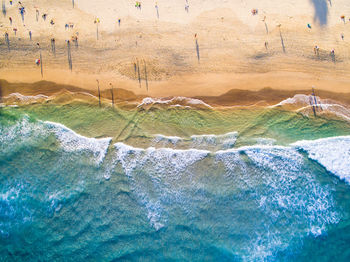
[2,79,350,107]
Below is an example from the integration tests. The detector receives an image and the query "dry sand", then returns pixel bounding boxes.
[1,0,350,99]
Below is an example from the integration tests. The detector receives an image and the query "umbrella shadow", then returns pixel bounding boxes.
[310,0,328,25]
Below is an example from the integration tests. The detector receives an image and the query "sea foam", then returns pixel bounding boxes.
[137,97,212,109]
[216,144,340,259]
[293,136,350,184]
[151,131,237,151]
[44,121,111,165]
[114,142,209,230]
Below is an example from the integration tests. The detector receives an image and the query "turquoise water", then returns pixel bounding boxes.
[1,108,350,261]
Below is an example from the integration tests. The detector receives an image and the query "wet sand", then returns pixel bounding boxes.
[2,79,350,108]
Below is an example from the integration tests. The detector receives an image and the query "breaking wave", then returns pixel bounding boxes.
[0,116,111,165]
[1,117,349,261]
[293,136,350,184]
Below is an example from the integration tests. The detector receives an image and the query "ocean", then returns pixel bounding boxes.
[1,99,350,261]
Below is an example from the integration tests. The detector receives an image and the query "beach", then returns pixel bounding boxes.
[1,1,350,261]
[1,0,350,98]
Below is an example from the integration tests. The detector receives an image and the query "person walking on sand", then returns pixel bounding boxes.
[29,30,32,40]
[330,48,335,62]
[314,45,319,56]
[4,32,10,50]
[51,38,55,54]
[155,2,159,19]
[264,41,268,50]
[9,16,12,25]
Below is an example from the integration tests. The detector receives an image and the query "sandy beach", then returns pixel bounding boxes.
[1,0,350,100]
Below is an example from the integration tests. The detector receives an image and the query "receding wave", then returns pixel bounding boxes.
[272,94,350,122]
[137,97,213,109]
[151,131,238,151]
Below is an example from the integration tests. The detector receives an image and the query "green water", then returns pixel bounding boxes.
[8,101,350,146]
[1,103,350,261]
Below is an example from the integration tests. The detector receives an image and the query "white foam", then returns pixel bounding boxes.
[255,138,276,145]
[0,117,111,165]
[153,134,183,145]
[4,93,49,102]
[0,183,33,237]
[216,144,340,259]
[47,182,85,214]
[272,94,350,122]
[137,96,212,109]
[191,131,238,150]
[293,136,350,184]
[113,142,209,230]
[0,116,50,156]
[318,103,350,122]
[170,104,192,109]
[271,94,312,107]
[151,131,237,151]
[44,121,111,165]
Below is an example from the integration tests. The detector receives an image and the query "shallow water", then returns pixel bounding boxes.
[1,105,350,261]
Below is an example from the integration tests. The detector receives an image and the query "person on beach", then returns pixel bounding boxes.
[4,32,9,49]
[264,41,268,50]
[29,30,32,40]
[9,17,12,25]
[72,35,78,48]
[42,13,47,20]
[19,6,25,22]
[50,19,54,25]
[341,33,344,40]
[10,0,12,5]
[314,45,320,56]
[65,23,69,30]
[118,19,121,26]
[135,1,141,10]
[330,48,335,62]
[155,2,159,19]
[13,28,17,36]
[51,38,55,54]
[341,15,345,23]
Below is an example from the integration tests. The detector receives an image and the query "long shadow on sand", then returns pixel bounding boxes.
[310,0,328,25]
